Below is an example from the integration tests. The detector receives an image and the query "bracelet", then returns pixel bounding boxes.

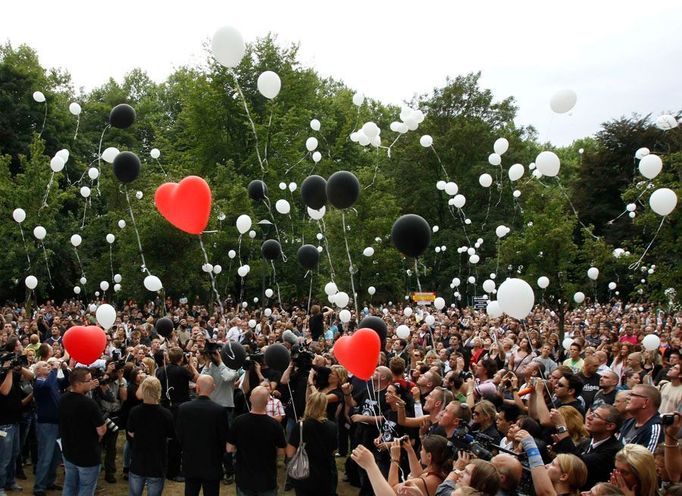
[391,459,400,464]
[664,442,680,448]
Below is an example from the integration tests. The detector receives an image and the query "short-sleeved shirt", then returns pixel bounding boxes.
[59,392,105,467]
[127,403,175,477]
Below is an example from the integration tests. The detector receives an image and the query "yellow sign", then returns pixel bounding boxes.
[411,292,436,303]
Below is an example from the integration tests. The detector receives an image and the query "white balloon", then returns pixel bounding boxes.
[635,147,650,160]
[488,153,502,166]
[469,254,480,264]
[69,102,81,115]
[275,199,291,215]
[486,301,503,318]
[12,208,26,223]
[495,225,509,238]
[513,190,521,198]
[639,154,663,179]
[532,169,543,179]
[574,292,585,304]
[74,286,81,294]
[497,278,534,320]
[114,274,122,283]
[135,191,143,200]
[279,182,287,190]
[434,297,445,310]
[452,278,461,287]
[237,265,250,277]
[508,163,524,181]
[316,233,323,241]
[211,26,245,68]
[25,275,38,290]
[608,282,617,290]
[494,138,509,155]
[90,303,98,311]
[50,156,65,172]
[626,203,636,212]
[307,206,326,220]
[202,263,213,273]
[80,186,91,198]
[288,182,297,192]
[98,281,108,291]
[80,277,87,285]
[310,119,321,131]
[436,180,446,191]
[537,276,550,289]
[317,246,323,253]
[247,319,256,329]
[352,93,364,106]
[312,151,322,163]
[257,71,281,99]
[650,188,678,216]
[144,275,162,291]
[587,267,599,280]
[403,307,413,317]
[357,132,370,146]
[106,234,115,244]
[479,174,493,188]
[339,309,351,323]
[629,212,636,219]
[562,338,574,351]
[368,286,376,295]
[228,250,236,259]
[419,135,433,147]
[114,284,121,292]
[87,167,99,180]
[213,264,222,274]
[361,122,379,139]
[363,247,374,257]
[70,234,82,247]
[324,282,338,296]
[150,148,161,159]
[425,315,435,326]
[656,115,679,131]
[642,334,661,351]
[536,151,560,177]
[101,147,119,164]
[435,247,441,253]
[396,325,411,339]
[236,214,252,234]
[335,291,350,308]
[118,219,126,228]
[305,137,318,152]
[453,194,466,209]
[264,308,272,317]
[432,225,439,233]
[445,182,458,196]
[482,279,496,293]
[370,135,381,148]
[33,226,46,240]
[549,89,577,114]
[96,304,116,330]
[33,91,45,103]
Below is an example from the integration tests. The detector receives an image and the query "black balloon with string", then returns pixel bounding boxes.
[112,151,141,184]
[248,180,268,201]
[391,214,431,258]
[221,341,246,369]
[301,175,327,210]
[109,103,136,129]
[264,343,290,372]
[358,315,387,347]
[326,171,359,209]
[297,244,319,269]
[261,239,282,260]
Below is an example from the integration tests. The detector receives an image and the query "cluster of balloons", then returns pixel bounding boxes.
[350,121,381,147]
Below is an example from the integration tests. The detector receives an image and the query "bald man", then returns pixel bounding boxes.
[491,454,523,496]
[227,386,286,495]
[176,376,229,496]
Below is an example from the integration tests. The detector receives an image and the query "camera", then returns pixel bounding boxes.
[244,352,265,369]
[103,415,119,433]
[0,352,28,370]
[291,346,314,372]
[448,426,496,461]
[662,413,677,426]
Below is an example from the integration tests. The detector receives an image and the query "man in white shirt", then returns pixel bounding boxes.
[660,364,682,413]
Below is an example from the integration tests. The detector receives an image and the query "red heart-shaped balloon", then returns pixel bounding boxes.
[63,326,107,365]
[333,328,380,380]
[155,176,212,235]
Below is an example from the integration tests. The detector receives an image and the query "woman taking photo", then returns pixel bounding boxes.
[286,391,338,496]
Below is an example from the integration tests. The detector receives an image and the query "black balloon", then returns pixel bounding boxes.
[391,214,431,258]
[297,244,319,269]
[358,316,387,346]
[222,341,246,369]
[112,151,141,184]
[155,317,174,338]
[326,171,359,209]
[264,343,290,372]
[248,180,268,201]
[301,175,327,210]
[109,103,136,129]
[261,239,282,260]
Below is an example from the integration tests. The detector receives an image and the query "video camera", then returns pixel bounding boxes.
[448,426,497,461]
[0,352,28,370]
[291,345,314,372]
[243,352,265,369]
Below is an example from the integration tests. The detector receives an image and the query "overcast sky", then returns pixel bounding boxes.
[3,0,681,145]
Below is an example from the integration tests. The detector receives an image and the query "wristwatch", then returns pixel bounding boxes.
[556,426,568,434]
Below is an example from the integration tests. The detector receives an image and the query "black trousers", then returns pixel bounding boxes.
[166,404,182,478]
[184,478,220,496]
[102,428,118,476]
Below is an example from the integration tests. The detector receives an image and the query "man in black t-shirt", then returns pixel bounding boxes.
[59,367,106,496]
[127,376,174,496]
[227,386,286,495]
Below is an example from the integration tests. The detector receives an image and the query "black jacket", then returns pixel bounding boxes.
[554,435,622,488]
[176,396,229,480]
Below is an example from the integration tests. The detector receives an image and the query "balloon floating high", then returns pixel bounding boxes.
[155,176,212,235]
[109,104,136,129]
[297,244,319,269]
[326,171,359,209]
[247,180,267,201]
[112,151,141,184]
[391,214,431,258]
[301,175,327,210]
[261,239,282,260]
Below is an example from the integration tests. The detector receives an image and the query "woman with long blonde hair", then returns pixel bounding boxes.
[611,444,658,496]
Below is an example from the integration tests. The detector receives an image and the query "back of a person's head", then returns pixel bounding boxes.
[421,434,450,472]
[555,454,588,492]
[140,376,161,403]
[69,366,90,387]
[389,356,406,376]
[469,459,501,495]
[303,391,328,421]
[168,347,183,364]
[616,444,657,496]
[500,403,521,424]
[591,482,625,496]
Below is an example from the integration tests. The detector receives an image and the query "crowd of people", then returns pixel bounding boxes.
[1,295,682,496]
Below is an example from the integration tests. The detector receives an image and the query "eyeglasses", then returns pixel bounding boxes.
[587,408,606,421]
[556,382,568,388]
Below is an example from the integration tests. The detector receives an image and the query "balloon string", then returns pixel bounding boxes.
[199,235,224,315]
[429,145,449,180]
[453,206,472,245]
[19,226,31,270]
[262,106,274,170]
[495,164,504,208]
[153,158,167,176]
[231,72,264,173]
[607,183,650,225]
[386,134,402,158]
[307,271,314,314]
[284,153,308,175]
[40,172,54,211]
[80,198,88,229]
[73,247,84,277]
[124,186,150,275]
[38,103,48,139]
[237,234,243,266]
[262,195,287,262]
[41,242,53,288]
[496,239,501,275]
[629,216,666,270]
[481,187,493,231]
[73,115,80,140]
[270,260,282,307]
[341,212,359,318]
[109,245,115,282]
[556,178,600,240]
[96,125,110,196]
[318,219,336,283]
[414,259,422,292]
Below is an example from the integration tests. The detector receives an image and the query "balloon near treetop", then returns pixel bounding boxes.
[155,176,212,235]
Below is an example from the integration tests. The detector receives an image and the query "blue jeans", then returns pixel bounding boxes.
[33,423,60,491]
[237,487,278,496]
[0,423,19,490]
[62,459,100,496]
[128,472,164,496]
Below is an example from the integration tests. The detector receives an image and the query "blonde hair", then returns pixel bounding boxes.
[555,454,587,493]
[615,444,657,496]
[142,357,156,376]
[303,391,328,421]
[331,365,348,385]
[139,376,162,403]
[558,406,589,445]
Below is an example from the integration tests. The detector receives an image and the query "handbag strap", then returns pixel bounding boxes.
[298,420,304,447]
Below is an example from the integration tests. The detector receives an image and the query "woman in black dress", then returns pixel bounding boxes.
[286,391,338,496]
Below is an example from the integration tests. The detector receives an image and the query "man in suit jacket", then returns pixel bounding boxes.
[553,404,623,489]
[176,375,228,496]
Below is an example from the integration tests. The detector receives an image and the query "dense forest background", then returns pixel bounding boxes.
[1,37,681,312]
